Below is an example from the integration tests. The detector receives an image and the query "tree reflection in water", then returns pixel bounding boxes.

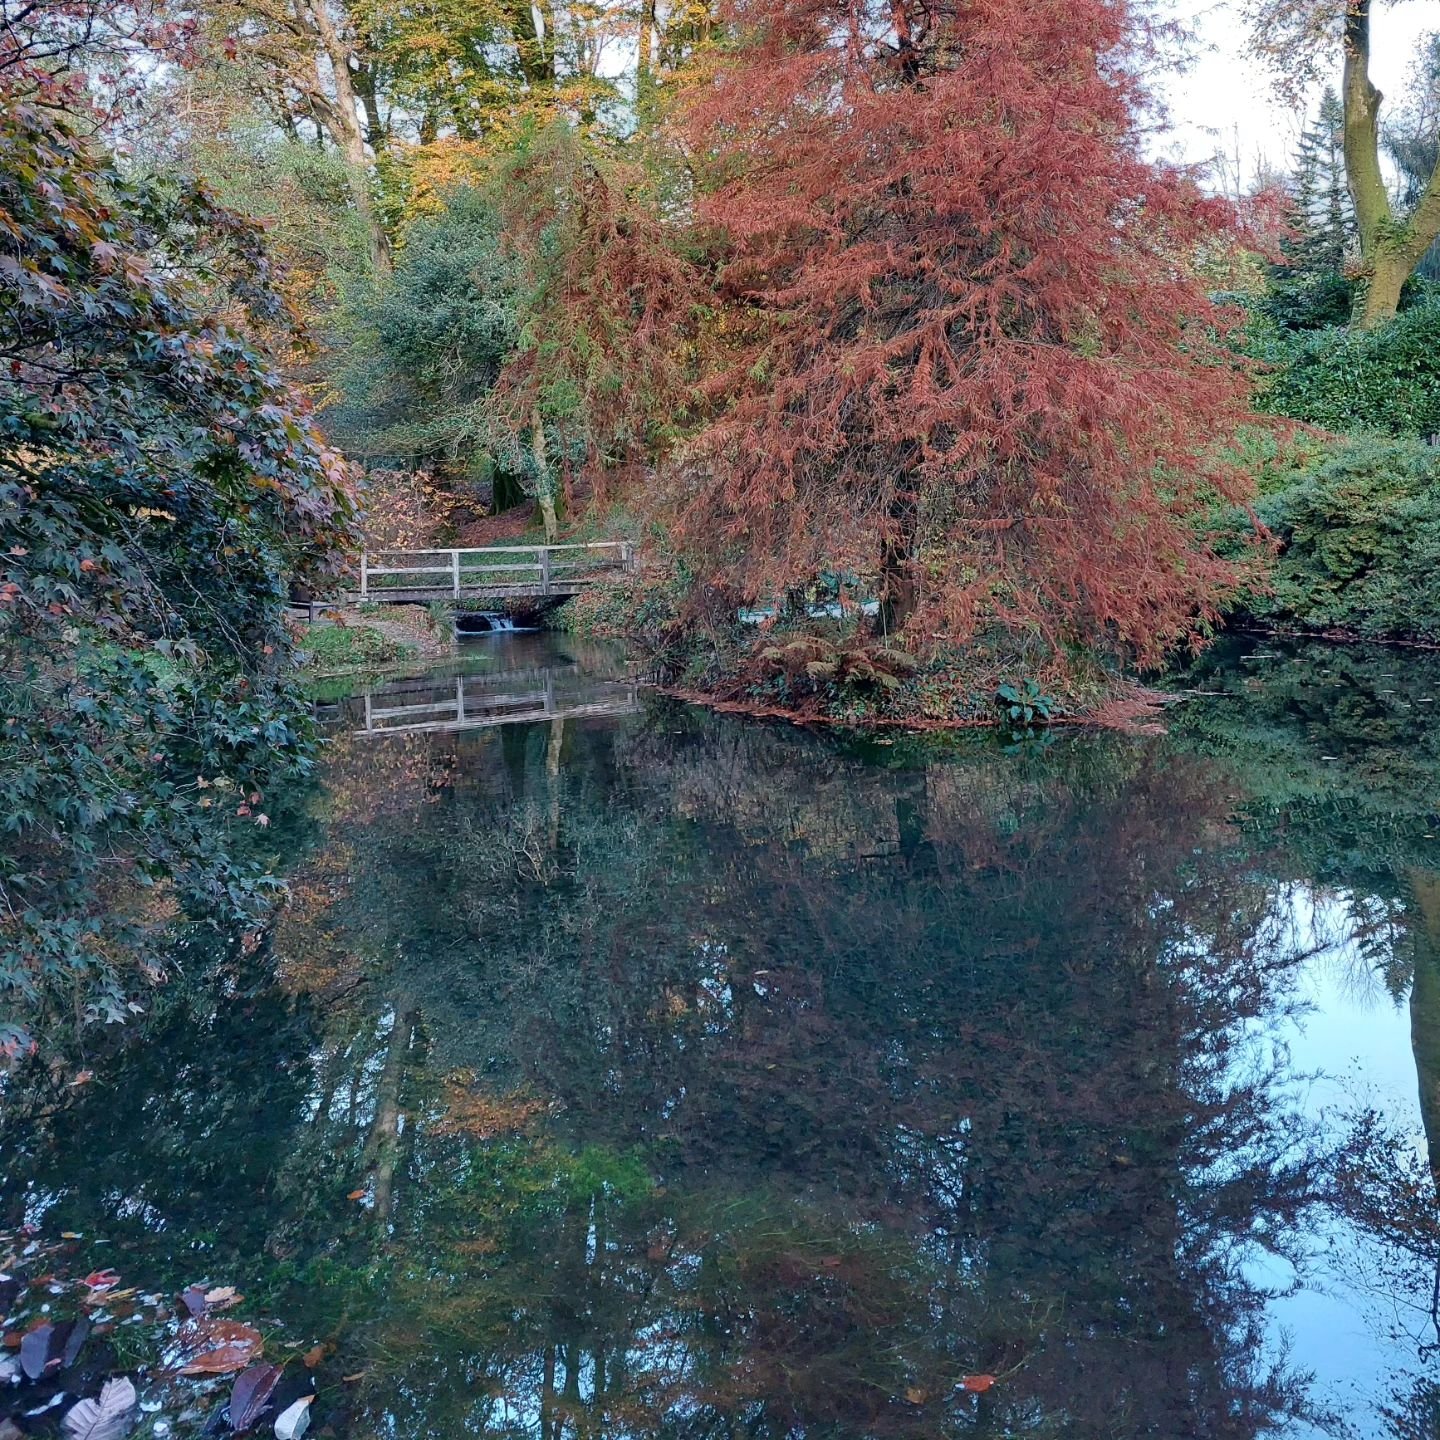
[4,636,1440,1439]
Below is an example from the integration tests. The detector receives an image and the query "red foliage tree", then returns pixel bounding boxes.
[492,127,702,526]
[674,0,1258,665]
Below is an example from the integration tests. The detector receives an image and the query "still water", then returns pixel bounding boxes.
[5,632,1440,1438]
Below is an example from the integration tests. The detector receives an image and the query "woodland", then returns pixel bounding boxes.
[6,0,1440,1428]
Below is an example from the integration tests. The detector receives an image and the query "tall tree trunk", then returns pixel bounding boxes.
[636,0,657,113]
[303,0,391,272]
[507,0,555,88]
[532,408,560,543]
[352,63,386,153]
[1343,0,1440,327]
[876,490,918,636]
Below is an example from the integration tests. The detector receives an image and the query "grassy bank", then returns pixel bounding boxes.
[293,604,455,677]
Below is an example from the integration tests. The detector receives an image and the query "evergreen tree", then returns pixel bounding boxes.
[1265,87,1356,330]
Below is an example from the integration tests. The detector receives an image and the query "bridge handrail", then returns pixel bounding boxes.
[368,542,629,555]
[357,541,636,600]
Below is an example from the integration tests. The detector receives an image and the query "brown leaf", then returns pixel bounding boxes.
[178,1318,263,1376]
[229,1362,282,1429]
[345,1190,366,1202]
[301,1344,330,1370]
[182,1342,261,1377]
[959,1374,997,1393]
[904,1387,927,1404]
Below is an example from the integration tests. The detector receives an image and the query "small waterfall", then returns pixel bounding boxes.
[455,611,523,635]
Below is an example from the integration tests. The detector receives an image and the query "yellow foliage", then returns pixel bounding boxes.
[434,1070,546,1138]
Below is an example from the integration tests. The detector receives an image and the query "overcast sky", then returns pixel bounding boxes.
[1155,0,1440,186]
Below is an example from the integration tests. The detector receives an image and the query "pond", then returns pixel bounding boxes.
[4,631,1440,1439]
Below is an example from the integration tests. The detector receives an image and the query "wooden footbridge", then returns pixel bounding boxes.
[356,543,636,603]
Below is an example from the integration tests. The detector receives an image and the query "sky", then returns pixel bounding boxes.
[1155,0,1440,186]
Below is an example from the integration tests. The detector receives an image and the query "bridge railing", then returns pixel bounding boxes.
[359,542,635,600]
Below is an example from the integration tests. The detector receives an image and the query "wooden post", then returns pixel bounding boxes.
[456,677,465,725]
[451,550,460,598]
[540,547,552,596]
[360,552,369,600]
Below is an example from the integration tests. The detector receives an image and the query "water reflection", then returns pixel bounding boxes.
[3,636,1440,1438]
[338,637,643,736]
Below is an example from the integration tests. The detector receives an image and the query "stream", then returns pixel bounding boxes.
[4,630,1440,1438]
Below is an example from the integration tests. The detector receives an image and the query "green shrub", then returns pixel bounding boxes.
[1236,437,1440,640]
[1251,303,1440,437]
[327,189,520,468]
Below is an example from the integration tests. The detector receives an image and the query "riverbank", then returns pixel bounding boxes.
[291,603,455,677]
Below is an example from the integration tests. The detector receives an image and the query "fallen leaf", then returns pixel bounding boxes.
[81,1286,136,1309]
[83,1270,120,1291]
[62,1376,137,1440]
[345,1190,366,1202]
[19,1319,83,1378]
[273,1396,313,1440]
[229,1363,282,1430]
[959,1374,997,1393]
[178,1318,263,1376]
[20,1321,54,1377]
[205,1287,239,1307]
[61,1318,91,1369]
[183,1342,261,1377]
[904,1387,927,1404]
[300,1344,329,1370]
[180,1285,208,1317]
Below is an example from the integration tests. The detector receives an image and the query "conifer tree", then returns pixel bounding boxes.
[671,0,1258,667]
[1266,86,1356,329]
